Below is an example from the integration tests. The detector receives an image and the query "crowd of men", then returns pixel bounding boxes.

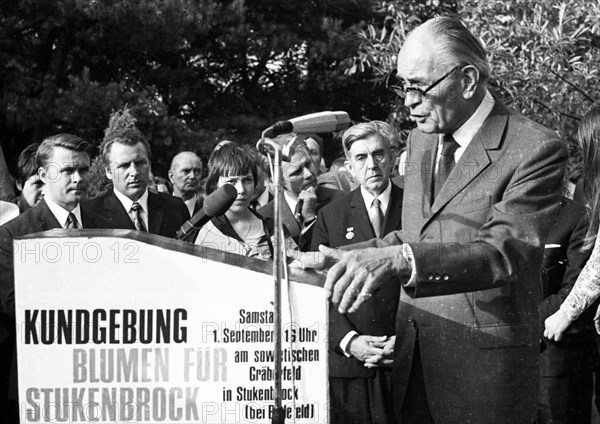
[0,15,598,424]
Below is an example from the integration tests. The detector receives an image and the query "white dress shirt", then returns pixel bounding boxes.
[45,197,83,228]
[113,188,149,230]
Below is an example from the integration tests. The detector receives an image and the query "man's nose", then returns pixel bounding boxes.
[403,91,421,108]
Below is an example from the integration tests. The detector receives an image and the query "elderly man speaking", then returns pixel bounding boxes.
[300,16,566,424]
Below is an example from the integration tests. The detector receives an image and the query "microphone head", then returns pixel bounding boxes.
[203,184,238,217]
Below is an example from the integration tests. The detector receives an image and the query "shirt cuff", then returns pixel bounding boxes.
[402,243,417,287]
[339,331,359,357]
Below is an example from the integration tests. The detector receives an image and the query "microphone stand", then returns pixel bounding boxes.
[257,136,286,424]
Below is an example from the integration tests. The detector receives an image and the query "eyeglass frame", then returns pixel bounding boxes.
[389,65,461,99]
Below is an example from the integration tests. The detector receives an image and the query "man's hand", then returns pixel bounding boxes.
[323,245,410,314]
[364,335,395,368]
[347,335,387,362]
[287,245,345,270]
[298,186,318,222]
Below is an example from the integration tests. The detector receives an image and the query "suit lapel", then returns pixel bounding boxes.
[36,199,62,230]
[104,192,135,230]
[349,189,375,240]
[430,103,507,215]
[147,192,164,234]
[383,183,402,235]
[402,132,437,239]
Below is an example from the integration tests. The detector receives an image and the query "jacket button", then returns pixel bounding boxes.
[434,273,442,281]
[407,318,416,327]
[443,274,450,281]
[427,274,434,281]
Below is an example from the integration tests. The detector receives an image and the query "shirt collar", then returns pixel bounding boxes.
[283,191,298,214]
[445,89,495,148]
[360,180,392,214]
[113,188,149,214]
[44,197,83,228]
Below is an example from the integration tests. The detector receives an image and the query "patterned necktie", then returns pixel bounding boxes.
[65,212,79,229]
[370,198,384,238]
[433,134,460,199]
[130,202,147,232]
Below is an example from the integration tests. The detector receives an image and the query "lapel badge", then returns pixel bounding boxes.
[345,227,355,240]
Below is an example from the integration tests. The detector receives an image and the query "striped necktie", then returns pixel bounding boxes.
[370,198,383,238]
[65,212,79,229]
[433,134,459,199]
[130,202,147,232]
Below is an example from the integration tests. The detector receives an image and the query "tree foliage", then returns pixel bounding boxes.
[0,0,382,183]
[346,0,600,179]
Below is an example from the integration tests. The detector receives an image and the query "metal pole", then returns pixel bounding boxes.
[257,137,285,424]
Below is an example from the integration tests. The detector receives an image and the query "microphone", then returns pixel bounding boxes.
[175,184,238,240]
[262,111,351,139]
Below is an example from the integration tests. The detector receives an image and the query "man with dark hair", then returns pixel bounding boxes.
[312,121,402,424]
[302,17,566,423]
[15,143,44,213]
[258,134,342,250]
[83,128,189,238]
[0,133,103,423]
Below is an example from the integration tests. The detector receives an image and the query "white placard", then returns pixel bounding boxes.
[14,234,328,423]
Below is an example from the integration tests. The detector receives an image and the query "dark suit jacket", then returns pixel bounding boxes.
[538,197,598,377]
[259,185,342,251]
[83,190,189,238]
[312,183,403,378]
[0,199,106,318]
[352,100,567,423]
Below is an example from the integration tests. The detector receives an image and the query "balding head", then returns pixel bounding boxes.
[168,151,203,200]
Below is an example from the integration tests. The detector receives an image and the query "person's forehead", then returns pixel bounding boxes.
[397,35,436,80]
[177,156,202,169]
[110,142,148,159]
[49,146,89,164]
[287,149,311,166]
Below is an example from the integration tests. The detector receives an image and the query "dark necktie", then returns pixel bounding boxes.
[433,134,459,199]
[370,198,384,238]
[130,202,147,232]
[65,212,79,229]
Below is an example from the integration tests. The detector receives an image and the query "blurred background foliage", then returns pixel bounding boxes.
[1,0,598,198]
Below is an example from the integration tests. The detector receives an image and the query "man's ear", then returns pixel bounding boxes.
[344,160,357,178]
[462,65,480,99]
[168,169,175,184]
[38,166,48,183]
[16,180,23,191]
[105,167,113,181]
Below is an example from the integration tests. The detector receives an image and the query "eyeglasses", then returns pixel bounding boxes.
[389,65,460,99]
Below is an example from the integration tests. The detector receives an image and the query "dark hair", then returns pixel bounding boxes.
[577,104,600,250]
[205,143,258,194]
[100,127,152,163]
[17,143,40,184]
[36,134,91,169]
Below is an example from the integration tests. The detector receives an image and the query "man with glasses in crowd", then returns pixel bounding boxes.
[305,17,567,423]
